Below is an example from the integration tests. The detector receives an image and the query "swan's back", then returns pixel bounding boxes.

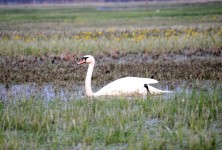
[94,77,158,96]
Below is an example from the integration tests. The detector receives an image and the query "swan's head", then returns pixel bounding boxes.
[77,55,95,65]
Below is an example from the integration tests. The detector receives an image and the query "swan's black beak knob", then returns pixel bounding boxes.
[77,56,89,65]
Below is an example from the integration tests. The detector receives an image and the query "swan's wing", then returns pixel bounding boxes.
[94,77,158,96]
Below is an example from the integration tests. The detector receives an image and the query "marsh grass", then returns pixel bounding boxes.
[1,27,221,56]
[0,1,222,27]
[0,1,222,56]
[0,2,222,149]
[0,88,221,149]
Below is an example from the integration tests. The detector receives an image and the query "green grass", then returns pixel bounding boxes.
[0,2,222,148]
[1,2,222,23]
[1,1,222,29]
[0,88,221,149]
[0,1,222,56]
[0,27,221,56]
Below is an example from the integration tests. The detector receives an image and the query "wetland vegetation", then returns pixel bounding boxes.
[0,1,222,149]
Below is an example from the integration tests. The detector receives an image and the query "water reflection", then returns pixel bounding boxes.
[0,83,84,102]
[0,80,220,102]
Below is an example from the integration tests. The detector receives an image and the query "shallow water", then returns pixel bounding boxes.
[0,83,84,102]
[0,80,220,102]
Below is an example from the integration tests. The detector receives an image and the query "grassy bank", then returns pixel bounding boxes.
[0,1,222,56]
[0,88,221,149]
[1,1,222,29]
[0,26,222,56]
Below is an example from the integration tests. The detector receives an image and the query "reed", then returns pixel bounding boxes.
[0,1,222,56]
[0,87,221,149]
[0,27,221,56]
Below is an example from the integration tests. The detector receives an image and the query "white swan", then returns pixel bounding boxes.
[78,55,171,97]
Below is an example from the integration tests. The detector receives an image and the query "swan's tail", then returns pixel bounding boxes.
[147,85,172,95]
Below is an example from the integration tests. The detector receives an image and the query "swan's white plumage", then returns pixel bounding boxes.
[94,77,158,96]
[78,55,171,97]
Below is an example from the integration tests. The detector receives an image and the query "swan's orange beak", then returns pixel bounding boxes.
[77,56,88,65]
[77,59,85,65]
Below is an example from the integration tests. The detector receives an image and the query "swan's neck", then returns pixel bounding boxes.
[85,63,94,96]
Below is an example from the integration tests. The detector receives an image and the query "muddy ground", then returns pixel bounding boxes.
[0,48,222,87]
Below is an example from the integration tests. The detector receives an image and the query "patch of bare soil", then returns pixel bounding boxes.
[0,49,221,85]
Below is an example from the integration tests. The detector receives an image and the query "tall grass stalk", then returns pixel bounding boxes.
[0,32,221,56]
[0,2,222,56]
[0,88,221,149]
